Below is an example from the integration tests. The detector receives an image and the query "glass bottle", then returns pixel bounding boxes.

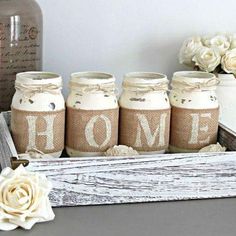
[0,0,42,111]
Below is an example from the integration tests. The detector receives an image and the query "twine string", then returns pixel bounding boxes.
[69,82,118,96]
[15,83,62,99]
[123,81,169,94]
[171,78,220,92]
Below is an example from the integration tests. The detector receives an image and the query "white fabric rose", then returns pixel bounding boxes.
[192,46,221,72]
[179,36,203,66]
[229,34,236,49]
[203,35,230,56]
[0,165,55,231]
[221,48,236,75]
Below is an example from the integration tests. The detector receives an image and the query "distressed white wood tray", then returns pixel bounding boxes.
[0,112,236,207]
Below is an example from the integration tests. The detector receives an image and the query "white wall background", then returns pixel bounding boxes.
[36,0,236,95]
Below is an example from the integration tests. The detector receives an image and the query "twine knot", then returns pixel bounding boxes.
[171,78,220,92]
[123,80,169,94]
[69,82,117,96]
[15,83,62,99]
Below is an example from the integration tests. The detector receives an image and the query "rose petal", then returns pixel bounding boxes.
[0,165,55,231]
[0,219,18,231]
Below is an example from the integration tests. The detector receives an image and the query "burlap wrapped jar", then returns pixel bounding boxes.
[169,71,220,153]
[66,72,119,157]
[11,72,65,158]
[119,72,171,154]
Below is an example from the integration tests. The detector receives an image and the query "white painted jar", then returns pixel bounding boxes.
[119,72,171,154]
[216,74,236,132]
[11,72,65,158]
[66,72,119,157]
[169,71,219,153]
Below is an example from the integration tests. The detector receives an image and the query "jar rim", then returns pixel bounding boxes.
[124,72,168,86]
[171,71,219,91]
[70,71,115,85]
[173,71,216,80]
[16,71,62,85]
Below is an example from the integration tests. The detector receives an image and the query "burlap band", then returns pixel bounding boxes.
[119,108,171,152]
[170,106,219,151]
[11,108,65,154]
[66,107,119,152]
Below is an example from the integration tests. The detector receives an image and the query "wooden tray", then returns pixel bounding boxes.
[0,111,236,207]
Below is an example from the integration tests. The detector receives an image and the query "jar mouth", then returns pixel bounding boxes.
[172,71,219,91]
[124,72,168,85]
[71,71,115,85]
[125,72,167,81]
[173,71,216,81]
[16,71,62,86]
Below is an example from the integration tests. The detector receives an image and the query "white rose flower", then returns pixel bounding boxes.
[179,36,203,66]
[203,35,230,56]
[229,34,236,49]
[221,48,236,75]
[0,165,55,231]
[192,46,221,72]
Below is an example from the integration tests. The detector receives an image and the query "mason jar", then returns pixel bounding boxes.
[11,72,65,158]
[119,72,171,154]
[0,0,43,111]
[169,71,219,153]
[66,72,119,157]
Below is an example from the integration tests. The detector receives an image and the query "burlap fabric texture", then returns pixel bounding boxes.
[119,108,171,152]
[66,107,119,152]
[170,106,219,151]
[11,108,65,154]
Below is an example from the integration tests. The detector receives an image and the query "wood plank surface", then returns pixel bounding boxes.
[0,113,17,170]
[1,112,236,207]
[25,152,236,207]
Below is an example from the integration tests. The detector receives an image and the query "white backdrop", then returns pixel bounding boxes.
[36,0,236,95]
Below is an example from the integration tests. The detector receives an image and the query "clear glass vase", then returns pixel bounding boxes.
[0,0,42,111]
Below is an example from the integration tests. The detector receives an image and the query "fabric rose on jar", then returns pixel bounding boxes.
[221,48,236,75]
[179,36,203,66]
[203,34,230,56]
[0,165,55,231]
[192,46,221,72]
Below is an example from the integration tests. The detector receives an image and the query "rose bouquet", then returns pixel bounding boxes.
[179,34,236,75]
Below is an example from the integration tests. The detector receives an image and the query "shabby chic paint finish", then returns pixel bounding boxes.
[1,113,236,207]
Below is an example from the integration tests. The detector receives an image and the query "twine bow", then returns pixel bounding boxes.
[70,82,117,95]
[171,78,220,92]
[123,80,169,94]
[15,83,62,99]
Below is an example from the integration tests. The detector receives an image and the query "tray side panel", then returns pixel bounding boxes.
[219,123,236,151]
[0,113,17,170]
[26,152,236,207]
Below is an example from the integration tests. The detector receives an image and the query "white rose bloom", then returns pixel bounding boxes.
[229,34,236,49]
[192,46,221,72]
[0,165,55,231]
[221,48,236,75]
[204,35,230,56]
[179,36,203,66]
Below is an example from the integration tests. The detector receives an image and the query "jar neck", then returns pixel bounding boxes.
[69,81,116,95]
[15,72,62,98]
[16,72,62,87]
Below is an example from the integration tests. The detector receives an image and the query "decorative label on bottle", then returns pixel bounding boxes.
[0,17,42,111]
